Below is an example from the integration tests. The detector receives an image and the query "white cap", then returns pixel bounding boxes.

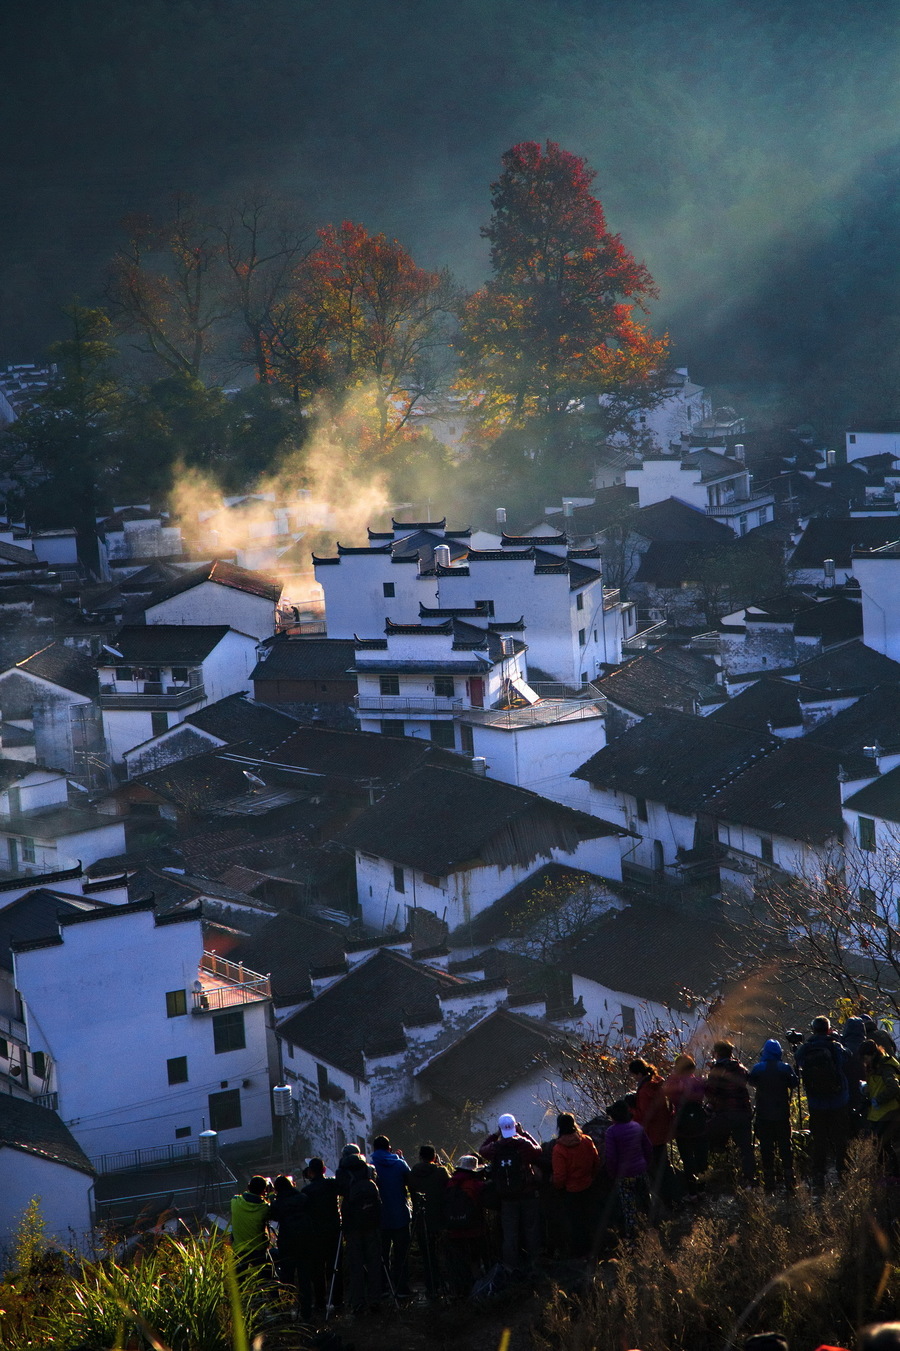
[498,1113,516,1138]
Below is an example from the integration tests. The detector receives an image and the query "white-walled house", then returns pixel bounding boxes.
[340,762,627,932]
[12,899,276,1162]
[314,519,630,681]
[573,711,776,892]
[143,560,282,641]
[852,542,900,663]
[98,626,260,763]
[0,1095,94,1255]
[456,700,606,809]
[625,449,775,536]
[353,618,528,750]
[604,368,710,458]
[0,643,106,788]
[845,424,900,464]
[0,761,125,879]
[97,508,187,581]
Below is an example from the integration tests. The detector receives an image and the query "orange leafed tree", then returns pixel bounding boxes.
[457,141,668,435]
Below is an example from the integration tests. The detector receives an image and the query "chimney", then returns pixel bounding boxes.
[496,507,507,526]
[434,544,451,570]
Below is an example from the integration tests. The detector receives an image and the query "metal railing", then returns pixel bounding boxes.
[355,694,463,713]
[528,680,603,700]
[192,951,271,1010]
[690,631,721,652]
[705,492,775,517]
[91,1139,200,1175]
[622,621,667,653]
[35,1091,58,1110]
[99,685,206,710]
[460,698,606,729]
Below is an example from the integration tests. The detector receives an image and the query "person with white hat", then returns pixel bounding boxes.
[479,1113,543,1271]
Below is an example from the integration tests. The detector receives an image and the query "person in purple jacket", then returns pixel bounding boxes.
[603,1099,652,1235]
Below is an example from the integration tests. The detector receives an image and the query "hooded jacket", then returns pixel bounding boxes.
[795,1033,850,1111]
[229,1191,270,1257]
[370,1147,412,1229]
[551,1128,599,1193]
[409,1159,450,1225]
[864,1048,900,1124]
[748,1040,799,1122]
[603,1121,652,1179]
[632,1073,675,1145]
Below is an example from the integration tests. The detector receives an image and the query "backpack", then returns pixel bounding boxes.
[800,1043,843,1098]
[490,1141,530,1200]
[444,1180,480,1231]
[676,1099,709,1138]
[342,1171,381,1229]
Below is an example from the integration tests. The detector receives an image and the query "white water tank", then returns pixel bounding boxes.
[273,1084,293,1117]
[199,1130,219,1161]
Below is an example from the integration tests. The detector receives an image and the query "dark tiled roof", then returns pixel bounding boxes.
[102,626,234,664]
[791,595,862,643]
[144,559,282,606]
[341,765,622,874]
[0,889,102,971]
[710,678,816,733]
[233,911,346,1005]
[573,710,776,813]
[0,760,63,791]
[681,449,747,481]
[558,902,754,1009]
[633,540,714,587]
[791,640,900,692]
[843,768,900,825]
[631,498,733,544]
[185,694,299,749]
[251,639,357,683]
[806,688,900,756]
[417,1009,563,1106]
[596,648,718,717]
[261,725,464,784]
[278,948,466,1076]
[0,1094,94,1175]
[790,517,900,570]
[131,748,257,809]
[706,741,864,844]
[13,642,97,697]
[0,539,45,566]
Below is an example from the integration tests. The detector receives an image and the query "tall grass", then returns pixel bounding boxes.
[535,1141,898,1351]
[0,1233,266,1351]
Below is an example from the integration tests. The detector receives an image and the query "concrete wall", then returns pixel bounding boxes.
[0,1149,93,1254]
[468,716,604,810]
[854,556,900,661]
[846,431,900,463]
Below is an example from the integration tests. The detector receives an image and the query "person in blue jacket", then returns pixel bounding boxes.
[748,1040,798,1191]
[371,1134,412,1298]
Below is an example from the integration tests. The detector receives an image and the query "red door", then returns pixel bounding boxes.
[469,677,484,708]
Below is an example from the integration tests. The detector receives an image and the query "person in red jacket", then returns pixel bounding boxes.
[551,1112,599,1257]
[628,1058,675,1210]
[442,1155,487,1296]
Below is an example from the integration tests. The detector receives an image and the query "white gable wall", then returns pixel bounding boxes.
[146,583,278,641]
[0,1148,93,1254]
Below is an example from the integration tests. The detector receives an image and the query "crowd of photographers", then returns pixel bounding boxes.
[227,1013,900,1327]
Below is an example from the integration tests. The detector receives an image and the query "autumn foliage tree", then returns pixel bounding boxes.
[457,141,668,451]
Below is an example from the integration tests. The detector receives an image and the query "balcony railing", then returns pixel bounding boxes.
[192,951,271,1011]
[622,621,667,653]
[99,684,206,710]
[705,492,775,518]
[460,697,606,729]
[355,694,464,714]
[35,1091,58,1110]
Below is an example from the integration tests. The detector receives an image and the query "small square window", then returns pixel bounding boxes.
[459,723,474,756]
[21,838,34,864]
[171,667,188,683]
[620,1005,637,1038]
[859,816,877,852]
[32,1050,46,1078]
[212,1009,246,1054]
[380,675,400,696]
[433,676,455,698]
[116,667,133,682]
[208,1088,242,1132]
[286,1041,294,1059]
[423,873,442,888]
[166,989,187,1018]
[151,711,169,738]
[849,434,857,445]
[381,719,405,736]
[0,1038,7,1059]
[317,1063,329,1099]
[429,721,455,749]
[167,1055,188,1085]
[635,797,648,822]
[383,582,395,598]
[175,1126,192,1139]
[393,865,405,894]
[576,593,584,611]
[759,837,774,864]
[578,628,586,647]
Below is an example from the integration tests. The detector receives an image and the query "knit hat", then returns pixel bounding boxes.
[457,1155,481,1172]
[341,1143,362,1157]
[498,1113,517,1138]
[761,1039,783,1060]
[842,1016,866,1047]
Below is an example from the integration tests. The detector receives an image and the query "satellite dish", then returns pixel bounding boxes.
[243,770,266,791]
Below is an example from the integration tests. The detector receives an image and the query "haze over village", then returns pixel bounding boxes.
[6,5,900,1349]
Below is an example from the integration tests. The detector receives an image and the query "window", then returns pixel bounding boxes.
[151,711,168,738]
[759,836,774,865]
[429,721,455,749]
[208,1088,242,1132]
[459,723,474,756]
[581,671,588,683]
[7,787,20,815]
[167,1055,189,1085]
[859,816,877,852]
[317,1063,329,1099]
[0,1038,7,1059]
[116,667,133,682]
[20,838,34,864]
[286,1041,294,1059]
[166,989,187,1018]
[171,667,188,683]
[593,629,598,642]
[379,675,400,696]
[423,873,442,888]
[635,796,648,822]
[31,1051,46,1078]
[860,887,876,908]
[393,865,405,894]
[212,1009,246,1054]
[620,1005,637,1038]
[175,1126,192,1138]
[433,676,455,698]
[474,600,495,616]
[576,593,584,611]
[578,628,586,647]
[849,434,857,445]
[383,582,395,598]
[381,719,405,736]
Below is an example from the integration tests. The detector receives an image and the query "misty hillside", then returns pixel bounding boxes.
[3,0,900,428]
